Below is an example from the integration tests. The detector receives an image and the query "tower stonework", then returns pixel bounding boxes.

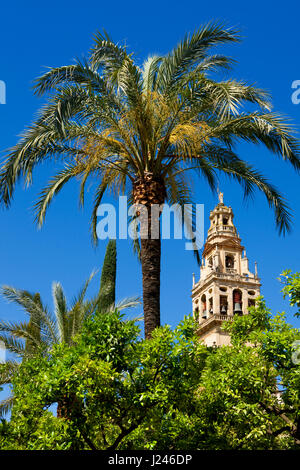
[192,194,261,347]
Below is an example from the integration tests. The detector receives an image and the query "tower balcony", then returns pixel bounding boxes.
[208,225,236,234]
[196,314,234,336]
[207,226,237,241]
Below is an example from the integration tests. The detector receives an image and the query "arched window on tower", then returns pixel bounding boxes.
[225,254,234,268]
[201,294,207,319]
[194,307,199,322]
[208,298,213,315]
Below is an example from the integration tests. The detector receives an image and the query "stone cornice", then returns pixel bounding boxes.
[203,237,244,258]
[192,272,261,297]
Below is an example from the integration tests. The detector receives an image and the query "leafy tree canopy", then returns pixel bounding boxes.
[0,272,299,450]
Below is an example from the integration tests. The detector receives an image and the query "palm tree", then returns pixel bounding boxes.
[0,23,299,339]
[0,271,97,417]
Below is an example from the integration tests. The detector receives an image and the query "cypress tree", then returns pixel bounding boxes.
[99,239,117,312]
[25,293,41,356]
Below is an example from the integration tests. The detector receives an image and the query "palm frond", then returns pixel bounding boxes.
[194,145,293,234]
[33,62,104,96]
[34,163,82,227]
[90,30,128,81]
[0,360,20,385]
[0,334,25,357]
[156,21,239,94]
[0,395,14,418]
[142,56,162,93]
[210,112,300,171]
[52,282,68,344]
[90,181,109,245]
[71,270,98,307]
[114,296,141,312]
[1,286,58,345]
[201,80,272,118]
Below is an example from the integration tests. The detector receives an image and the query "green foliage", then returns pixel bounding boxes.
[280,270,300,317]
[1,312,206,450]
[1,272,300,450]
[223,296,272,346]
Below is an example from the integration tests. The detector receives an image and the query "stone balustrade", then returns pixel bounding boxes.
[198,313,234,331]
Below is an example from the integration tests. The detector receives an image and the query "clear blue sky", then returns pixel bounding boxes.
[0,0,299,347]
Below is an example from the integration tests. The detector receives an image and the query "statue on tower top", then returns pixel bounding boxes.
[218,191,224,204]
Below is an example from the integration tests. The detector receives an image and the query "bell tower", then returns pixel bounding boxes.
[192,193,261,346]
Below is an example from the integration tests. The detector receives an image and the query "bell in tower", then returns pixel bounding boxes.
[191,193,261,347]
[233,290,243,316]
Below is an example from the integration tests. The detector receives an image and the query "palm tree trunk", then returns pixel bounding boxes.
[140,236,161,339]
[132,172,166,339]
[57,394,81,419]
[57,399,67,419]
